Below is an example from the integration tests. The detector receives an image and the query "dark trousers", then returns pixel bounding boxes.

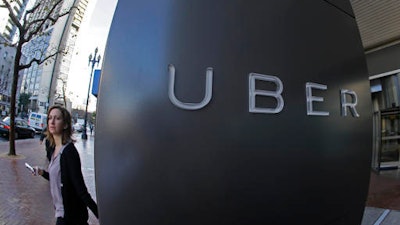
[56,217,88,225]
[56,217,65,225]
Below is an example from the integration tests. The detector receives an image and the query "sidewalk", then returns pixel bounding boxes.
[0,136,399,225]
[0,135,98,225]
[361,170,400,225]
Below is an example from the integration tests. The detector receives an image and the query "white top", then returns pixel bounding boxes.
[48,144,67,218]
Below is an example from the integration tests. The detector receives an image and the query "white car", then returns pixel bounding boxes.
[73,123,84,132]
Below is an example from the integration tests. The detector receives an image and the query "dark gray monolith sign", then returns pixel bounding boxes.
[95,1,372,224]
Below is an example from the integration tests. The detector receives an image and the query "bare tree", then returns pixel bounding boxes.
[0,0,76,155]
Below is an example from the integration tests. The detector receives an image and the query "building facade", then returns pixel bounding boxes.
[0,34,17,116]
[351,1,400,171]
[20,0,90,113]
[0,0,32,116]
[0,0,30,41]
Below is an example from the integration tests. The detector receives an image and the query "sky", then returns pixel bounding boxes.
[67,0,118,111]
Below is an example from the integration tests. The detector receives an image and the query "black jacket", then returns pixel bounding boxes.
[42,142,98,224]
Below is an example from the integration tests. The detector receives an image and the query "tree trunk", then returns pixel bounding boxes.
[8,43,22,156]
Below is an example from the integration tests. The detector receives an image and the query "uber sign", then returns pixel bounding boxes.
[95,1,372,225]
[168,64,360,117]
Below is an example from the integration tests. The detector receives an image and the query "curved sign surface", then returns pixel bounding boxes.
[95,1,372,224]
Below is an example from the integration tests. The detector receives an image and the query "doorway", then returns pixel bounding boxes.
[373,107,400,171]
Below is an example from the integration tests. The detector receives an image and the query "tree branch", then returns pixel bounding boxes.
[19,49,66,70]
[0,40,16,48]
[1,0,24,33]
[22,1,42,30]
[25,0,66,41]
[25,1,41,15]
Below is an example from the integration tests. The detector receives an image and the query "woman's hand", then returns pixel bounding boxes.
[34,166,44,176]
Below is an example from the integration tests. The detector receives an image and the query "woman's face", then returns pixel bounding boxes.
[48,108,65,136]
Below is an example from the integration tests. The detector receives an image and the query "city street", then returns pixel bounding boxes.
[0,132,98,224]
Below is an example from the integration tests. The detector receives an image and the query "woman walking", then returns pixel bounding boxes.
[34,105,98,224]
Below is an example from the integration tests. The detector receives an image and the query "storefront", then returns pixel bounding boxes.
[0,93,10,117]
[371,71,400,171]
[366,35,400,171]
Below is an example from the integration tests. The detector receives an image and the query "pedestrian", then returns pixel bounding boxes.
[89,123,94,135]
[33,105,99,224]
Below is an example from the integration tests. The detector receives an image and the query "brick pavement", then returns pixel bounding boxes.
[366,171,400,211]
[1,134,400,224]
[360,171,400,225]
[0,134,98,225]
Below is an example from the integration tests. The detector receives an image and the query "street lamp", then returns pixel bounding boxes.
[82,47,101,140]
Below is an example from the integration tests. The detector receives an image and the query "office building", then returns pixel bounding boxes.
[0,34,21,116]
[20,0,90,113]
[0,0,31,115]
[0,0,30,41]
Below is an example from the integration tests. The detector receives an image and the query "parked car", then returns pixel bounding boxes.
[0,117,36,139]
[73,122,84,132]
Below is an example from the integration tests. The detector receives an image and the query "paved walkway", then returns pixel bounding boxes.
[0,134,399,224]
[361,170,400,225]
[0,134,98,225]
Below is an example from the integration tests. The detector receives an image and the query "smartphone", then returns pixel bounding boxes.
[25,162,35,174]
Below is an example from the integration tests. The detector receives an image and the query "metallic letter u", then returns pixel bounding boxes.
[168,64,213,110]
